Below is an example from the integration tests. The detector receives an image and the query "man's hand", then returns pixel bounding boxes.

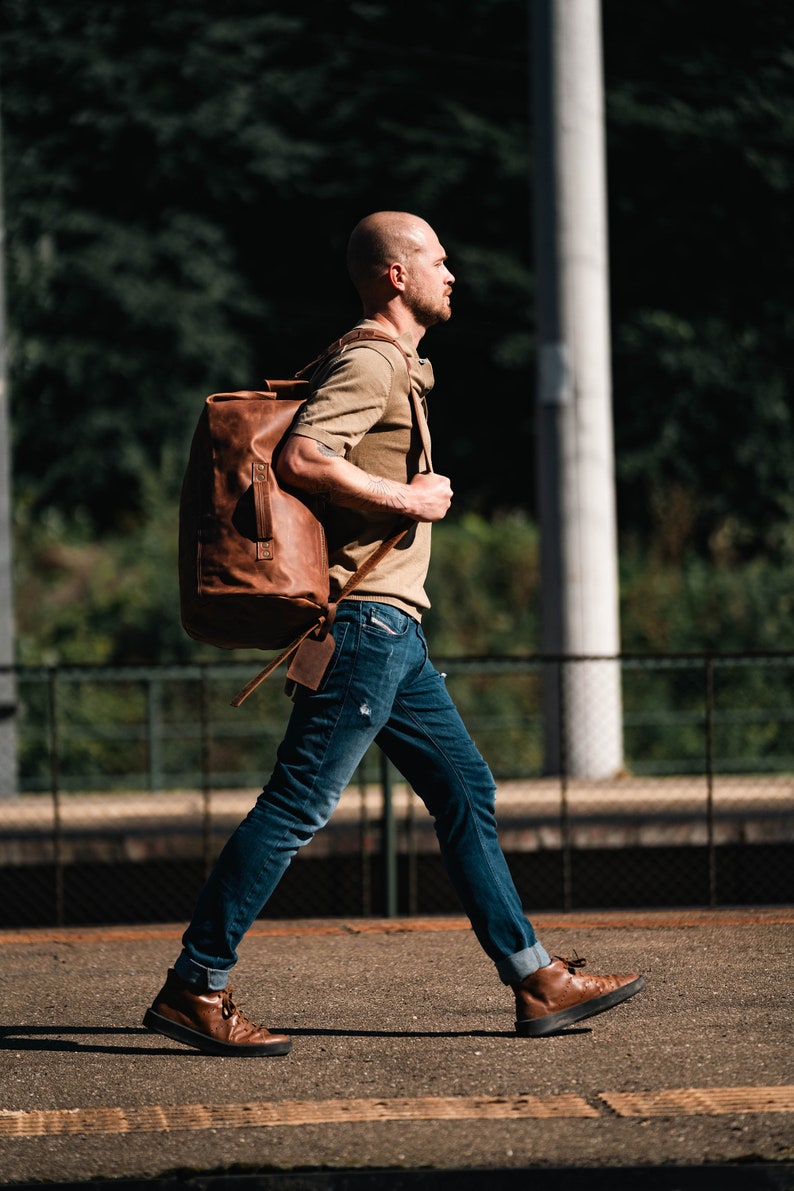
[403,472,453,522]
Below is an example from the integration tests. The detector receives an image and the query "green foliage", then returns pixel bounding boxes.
[14,503,794,788]
[620,534,794,655]
[15,501,794,667]
[4,0,794,678]
[603,0,794,553]
[13,463,189,665]
[5,0,794,544]
[424,512,540,655]
[2,0,534,528]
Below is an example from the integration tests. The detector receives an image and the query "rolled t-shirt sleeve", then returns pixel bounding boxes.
[290,349,396,457]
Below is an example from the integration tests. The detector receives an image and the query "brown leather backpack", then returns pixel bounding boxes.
[178,329,429,705]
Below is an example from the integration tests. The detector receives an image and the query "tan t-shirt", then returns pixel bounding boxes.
[289,321,435,618]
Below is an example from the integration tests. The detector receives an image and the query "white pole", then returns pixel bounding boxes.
[532,0,623,779]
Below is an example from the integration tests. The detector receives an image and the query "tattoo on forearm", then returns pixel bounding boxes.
[301,440,408,511]
[365,476,409,510]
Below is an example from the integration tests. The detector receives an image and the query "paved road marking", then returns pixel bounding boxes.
[601,1086,794,1117]
[0,1094,597,1136]
[1,1087,792,1138]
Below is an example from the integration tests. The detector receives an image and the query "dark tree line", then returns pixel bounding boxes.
[2,0,793,560]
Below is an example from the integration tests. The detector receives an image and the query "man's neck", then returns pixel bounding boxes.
[361,307,426,350]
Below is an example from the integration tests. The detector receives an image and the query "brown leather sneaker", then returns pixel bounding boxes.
[143,969,291,1056]
[513,954,645,1037]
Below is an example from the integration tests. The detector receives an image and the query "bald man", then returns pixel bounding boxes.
[143,213,645,1055]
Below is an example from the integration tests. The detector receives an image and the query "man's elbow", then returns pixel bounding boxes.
[276,436,316,491]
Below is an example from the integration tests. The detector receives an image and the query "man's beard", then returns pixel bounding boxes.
[405,285,452,328]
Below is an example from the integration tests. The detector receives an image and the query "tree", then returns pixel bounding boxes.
[603,0,794,558]
[2,0,534,530]
[2,0,793,552]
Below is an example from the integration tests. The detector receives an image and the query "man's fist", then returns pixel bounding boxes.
[406,472,453,522]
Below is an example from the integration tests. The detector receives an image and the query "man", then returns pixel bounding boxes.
[143,212,645,1055]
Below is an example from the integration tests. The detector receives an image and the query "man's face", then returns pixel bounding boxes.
[403,228,455,328]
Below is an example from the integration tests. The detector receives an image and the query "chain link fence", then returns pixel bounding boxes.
[0,653,792,927]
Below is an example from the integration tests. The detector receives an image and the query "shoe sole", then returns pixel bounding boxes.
[142,1009,292,1056]
[515,974,647,1038]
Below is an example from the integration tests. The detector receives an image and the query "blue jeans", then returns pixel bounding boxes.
[175,602,550,990]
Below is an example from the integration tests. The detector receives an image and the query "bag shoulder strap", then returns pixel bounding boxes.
[294,327,410,378]
[295,328,432,468]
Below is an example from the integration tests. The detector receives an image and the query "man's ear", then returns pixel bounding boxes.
[388,261,408,292]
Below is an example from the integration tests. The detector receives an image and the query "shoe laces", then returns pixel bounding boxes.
[553,951,587,973]
[219,987,249,1022]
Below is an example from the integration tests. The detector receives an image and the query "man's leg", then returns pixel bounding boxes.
[377,622,646,1035]
[175,607,401,987]
[374,625,550,984]
[143,603,418,1052]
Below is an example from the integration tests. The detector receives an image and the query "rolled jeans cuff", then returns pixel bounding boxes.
[174,952,230,992]
[496,941,552,985]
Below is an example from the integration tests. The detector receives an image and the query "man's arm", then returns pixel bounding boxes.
[277,434,452,524]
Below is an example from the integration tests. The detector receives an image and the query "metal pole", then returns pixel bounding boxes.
[357,756,372,917]
[199,666,213,878]
[48,668,64,925]
[705,656,717,907]
[558,657,573,911]
[531,0,624,778]
[380,750,397,917]
[146,675,164,793]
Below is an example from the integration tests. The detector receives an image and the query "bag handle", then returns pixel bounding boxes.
[230,331,430,706]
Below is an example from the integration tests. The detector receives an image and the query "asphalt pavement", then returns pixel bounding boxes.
[0,907,793,1190]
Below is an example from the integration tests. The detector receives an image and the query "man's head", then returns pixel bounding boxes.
[347,211,454,328]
